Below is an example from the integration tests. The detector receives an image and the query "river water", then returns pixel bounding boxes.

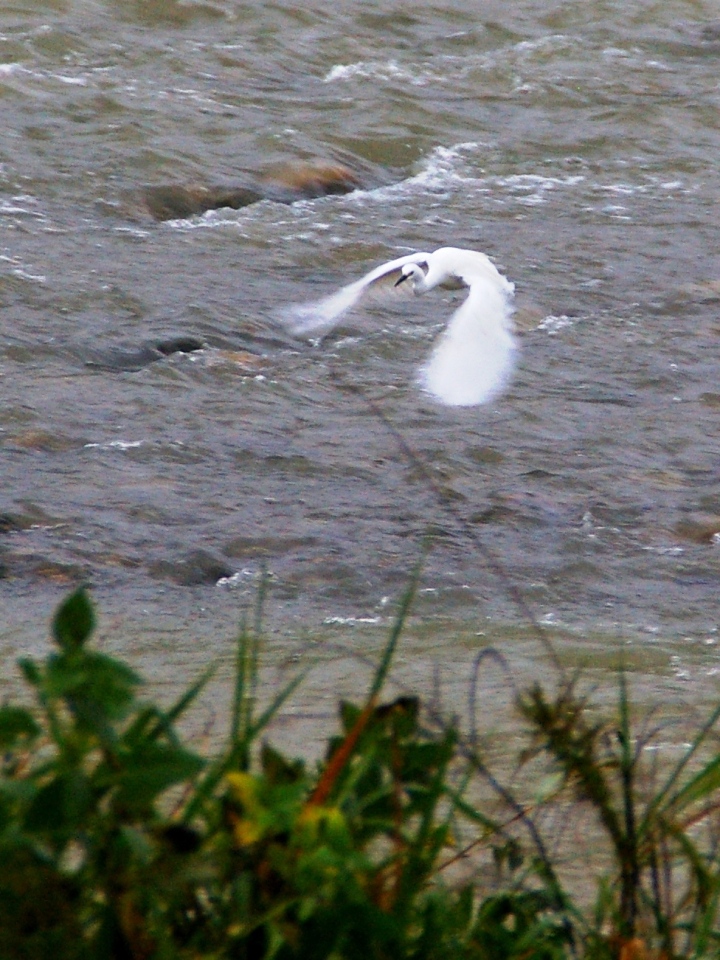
[2,1,720,737]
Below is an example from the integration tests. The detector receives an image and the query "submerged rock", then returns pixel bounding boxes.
[675,516,720,545]
[137,160,363,221]
[155,335,206,356]
[257,160,362,201]
[82,336,205,372]
[0,551,88,583]
[149,548,235,586]
[140,183,264,221]
[207,349,269,373]
[7,430,82,453]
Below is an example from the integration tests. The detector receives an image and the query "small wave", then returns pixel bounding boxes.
[217,569,259,588]
[344,142,482,207]
[323,58,440,87]
[0,252,47,283]
[83,440,144,451]
[0,62,88,87]
[0,196,47,219]
[512,34,576,57]
[324,35,577,90]
[537,314,577,335]
[348,142,587,209]
[53,73,88,86]
[408,142,482,188]
[322,615,382,625]
[11,267,46,283]
[494,173,585,206]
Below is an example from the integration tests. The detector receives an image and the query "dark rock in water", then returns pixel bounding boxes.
[8,430,82,453]
[155,335,205,356]
[0,514,23,534]
[1,550,88,583]
[149,549,235,586]
[257,160,362,202]
[675,516,720,544]
[141,183,264,221]
[139,160,364,221]
[84,344,169,372]
[83,336,205,372]
[0,504,65,533]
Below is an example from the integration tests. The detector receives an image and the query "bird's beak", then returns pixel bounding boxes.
[394,274,408,287]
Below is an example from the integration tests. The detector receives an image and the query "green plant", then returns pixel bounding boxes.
[0,587,539,958]
[0,588,208,958]
[520,673,720,959]
[3,587,720,959]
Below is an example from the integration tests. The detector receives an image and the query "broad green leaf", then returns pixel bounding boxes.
[52,588,95,651]
[0,706,40,748]
[45,651,141,724]
[24,771,93,833]
[18,657,41,687]
[112,742,205,809]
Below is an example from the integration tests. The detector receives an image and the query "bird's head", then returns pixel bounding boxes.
[394,261,428,294]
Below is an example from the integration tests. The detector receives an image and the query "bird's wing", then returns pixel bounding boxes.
[419,275,516,407]
[435,247,515,301]
[280,251,432,336]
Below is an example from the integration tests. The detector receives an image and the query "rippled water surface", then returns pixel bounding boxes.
[2,1,720,721]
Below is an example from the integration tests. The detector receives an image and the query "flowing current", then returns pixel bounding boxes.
[2,1,720,734]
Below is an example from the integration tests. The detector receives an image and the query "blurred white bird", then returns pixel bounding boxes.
[282,246,516,407]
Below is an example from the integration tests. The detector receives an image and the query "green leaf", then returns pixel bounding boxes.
[261,743,305,786]
[46,651,141,726]
[116,824,154,864]
[664,754,720,815]
[18,657,41,687]
[340,700,362,733]
[112,742,205,810]
[52,588,95,651]
[0,706,40,749]
[24,771,94,833]
[248,670,305,743]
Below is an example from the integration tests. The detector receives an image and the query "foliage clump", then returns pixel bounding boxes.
[1,588,720,959]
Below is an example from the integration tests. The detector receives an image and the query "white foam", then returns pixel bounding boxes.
[217,569,259,587]
[53,73,87,86]
[345,142,482,207]
[0,63,87,86]
[537,314,576,335]
[322,616,382,625]
[323,59,439,87]
[0,196,45,218]
[84,440,143,450]
[11,268,46,283]
[494,173,585,206]
[347,143,587,212]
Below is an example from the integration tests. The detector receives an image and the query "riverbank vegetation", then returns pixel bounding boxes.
[1,585,720,959]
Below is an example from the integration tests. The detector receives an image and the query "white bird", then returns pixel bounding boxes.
[282,246,516,407]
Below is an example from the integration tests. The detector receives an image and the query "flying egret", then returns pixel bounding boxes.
[282,246,516,407]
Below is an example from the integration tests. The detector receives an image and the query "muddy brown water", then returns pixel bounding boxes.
[1,1,720,756]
